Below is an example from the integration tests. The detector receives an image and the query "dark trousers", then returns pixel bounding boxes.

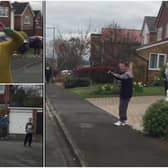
[164,81,168,96]
[34,48,40,55]
[119,97,130,121]
[24,133,32,146]
[1,127,8,137]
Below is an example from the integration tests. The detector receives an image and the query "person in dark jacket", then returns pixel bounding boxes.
[0,114,9,139]
[163,63,168,96]
[45,66,52,83]
[108,62,133,126]
[24,118,33,147]
[33,37,41,57]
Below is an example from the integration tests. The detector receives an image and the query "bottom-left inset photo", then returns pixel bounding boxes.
[0,84,43,167]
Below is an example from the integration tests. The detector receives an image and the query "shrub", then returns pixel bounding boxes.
[151,77,163,87]
[133,82,144,93]
[64,75,90,88]
[75,66,116,83]
[143,99,168,138]
[93,84,120,95]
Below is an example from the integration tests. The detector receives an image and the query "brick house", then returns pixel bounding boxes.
[136,1,168,82]
[90,28,141,68]
[0,1,14,29]
[33,10,43,36]
[12,2,34,36]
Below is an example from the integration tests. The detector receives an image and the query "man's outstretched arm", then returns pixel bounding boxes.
[4,27,24,55]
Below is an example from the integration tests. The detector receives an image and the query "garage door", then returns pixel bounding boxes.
[9,110,32,134]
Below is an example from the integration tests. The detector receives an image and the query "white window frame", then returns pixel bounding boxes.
[157,27,163,41]
[24,15,30,24]
[0,7,8,17]
[149,53,167,71]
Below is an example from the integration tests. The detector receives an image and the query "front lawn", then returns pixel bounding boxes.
[69,84,164,99]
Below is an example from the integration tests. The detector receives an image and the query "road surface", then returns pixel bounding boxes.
[12,63,43,83]
[0,140,42,167]
[46,102,80,167]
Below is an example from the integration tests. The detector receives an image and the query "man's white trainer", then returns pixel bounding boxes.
[114,120,127,126]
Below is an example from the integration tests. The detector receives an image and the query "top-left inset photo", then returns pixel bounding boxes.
[0,1,43,83]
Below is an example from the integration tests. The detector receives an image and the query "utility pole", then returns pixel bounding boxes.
[47,27,57,68]
[47,27,56,59]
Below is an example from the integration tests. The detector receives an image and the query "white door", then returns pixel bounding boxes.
[9,110,32,134]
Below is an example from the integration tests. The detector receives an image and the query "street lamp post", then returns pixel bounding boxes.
[47,26,57,69]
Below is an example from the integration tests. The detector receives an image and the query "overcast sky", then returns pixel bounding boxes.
[46,1,161,41]
[11,0,42,10]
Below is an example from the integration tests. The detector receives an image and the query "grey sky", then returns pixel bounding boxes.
[11,0,42,10]
[46,1,161,41]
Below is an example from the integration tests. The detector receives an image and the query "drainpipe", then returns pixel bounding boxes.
[10,6,14,29]
[146,60,149,83]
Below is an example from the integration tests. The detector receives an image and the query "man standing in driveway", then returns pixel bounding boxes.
[108,62,133,126]
[24,118,33,147]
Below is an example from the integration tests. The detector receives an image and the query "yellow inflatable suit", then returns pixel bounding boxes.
[0,28,24,83]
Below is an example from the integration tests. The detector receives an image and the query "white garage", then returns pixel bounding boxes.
[8,107,43,134]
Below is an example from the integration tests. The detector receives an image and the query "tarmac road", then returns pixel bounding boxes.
[46,102,80,167]
[0,140,42,167]
[12,63,43,83]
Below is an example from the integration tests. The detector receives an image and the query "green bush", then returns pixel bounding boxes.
[93,84,120,95]
[133,82,144,93]
[151,77,163,87]
[64,75,90,88]
[143,100,168,137]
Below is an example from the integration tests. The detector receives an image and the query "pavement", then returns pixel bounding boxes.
[87,96,164,131]
[12,56,43,83]
[0,139,43,167]
[46,83,168,167]
[46,103,80,167]
[12,62,43,83]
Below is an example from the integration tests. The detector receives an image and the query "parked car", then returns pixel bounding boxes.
[61,70,73,76]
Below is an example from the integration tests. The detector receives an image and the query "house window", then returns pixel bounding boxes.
[24,16,30,24]
[0,86,5,94]
[0,7,8,17]
[157,27,162,41]
[149,53,167,70]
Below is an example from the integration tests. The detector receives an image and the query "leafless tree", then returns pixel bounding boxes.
[99,21,140,67]
[53,22,91,70]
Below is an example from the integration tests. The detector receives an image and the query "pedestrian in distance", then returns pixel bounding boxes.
[163,62,168,96]
[0,22,24,83]
[24,118,33,147]
[107,62,133,126]
[0,114,9,140]
[45,66,52,83]
[33,37,41,57]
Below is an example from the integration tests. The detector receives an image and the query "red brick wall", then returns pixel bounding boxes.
[22,6,33,31]
[14,16,21,30]
[0,86,10,104]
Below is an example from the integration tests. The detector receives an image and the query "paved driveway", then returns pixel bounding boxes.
[87,96,164,130]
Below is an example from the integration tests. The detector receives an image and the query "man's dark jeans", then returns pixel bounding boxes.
[24,133,32,146]
[119,97,130,122]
